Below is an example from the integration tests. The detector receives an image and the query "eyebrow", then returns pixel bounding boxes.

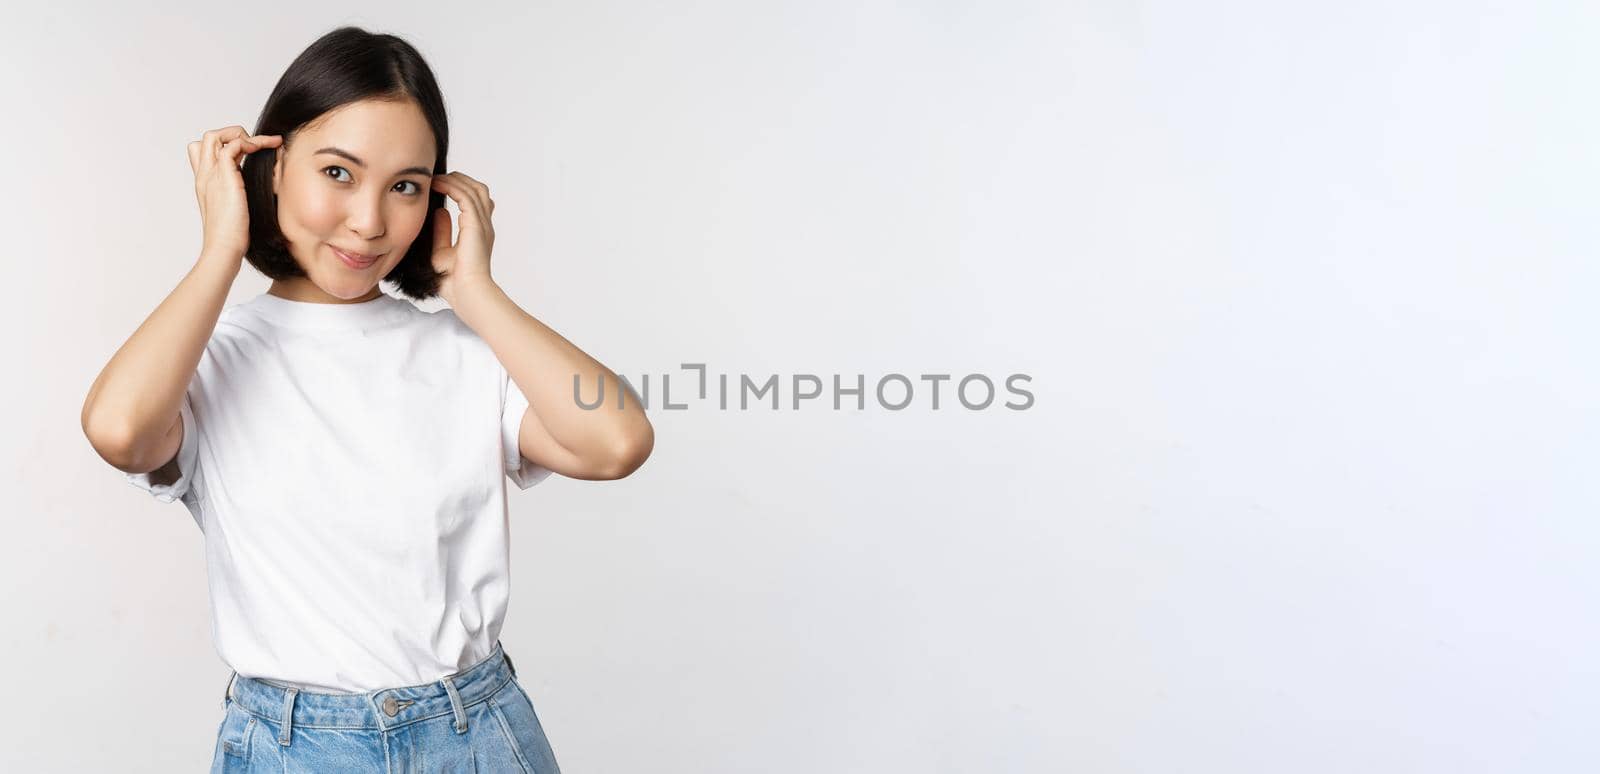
[313,147,433,178]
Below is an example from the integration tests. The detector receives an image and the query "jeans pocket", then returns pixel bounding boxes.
[489,678,561,774]
[211,700,256,771]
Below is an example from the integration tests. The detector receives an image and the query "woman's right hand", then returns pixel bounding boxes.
[187,126,283,261]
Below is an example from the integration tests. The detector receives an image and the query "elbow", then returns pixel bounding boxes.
[599,421,654,480]
[83,408,174,474]
[83,420,145,473]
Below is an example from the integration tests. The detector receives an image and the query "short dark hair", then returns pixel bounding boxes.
[241,26,451,301]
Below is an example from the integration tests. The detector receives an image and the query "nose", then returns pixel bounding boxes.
[344,193,386,240]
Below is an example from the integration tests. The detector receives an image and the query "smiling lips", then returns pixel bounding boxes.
[332,245,381,268]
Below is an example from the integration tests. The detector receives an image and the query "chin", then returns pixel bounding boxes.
[313,274,381,300]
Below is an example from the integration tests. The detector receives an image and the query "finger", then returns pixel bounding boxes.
[218,138,246,169]
[433,176,489,233]
[432,206,453,253]
[433,181,491,261]
[431,175,466,213]
[202,126,249,167]
[443,174,494,231]
[221,135,280,167]
[187,141,199,173]
[451,171,487,195]
[241,134,282,154]
[451,173,494,217]
[452,172,487,195]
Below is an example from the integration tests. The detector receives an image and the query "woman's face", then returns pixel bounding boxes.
[269,98,437,303]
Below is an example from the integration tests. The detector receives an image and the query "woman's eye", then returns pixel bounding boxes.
[323,167,422,196]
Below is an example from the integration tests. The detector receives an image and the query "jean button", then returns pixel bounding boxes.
[382,695,399,716]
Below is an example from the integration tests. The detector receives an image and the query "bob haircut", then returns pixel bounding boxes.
[241,26,451,301]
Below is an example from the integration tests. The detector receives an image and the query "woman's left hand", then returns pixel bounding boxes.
[429,171,498,305]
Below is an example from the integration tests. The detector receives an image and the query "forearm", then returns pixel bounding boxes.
[451,280,653,468]
[82,250,240,467]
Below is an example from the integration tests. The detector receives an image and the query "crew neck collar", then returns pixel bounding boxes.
[244,290,414,330]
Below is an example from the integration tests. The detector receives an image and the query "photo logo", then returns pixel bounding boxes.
[579,364,1035,411]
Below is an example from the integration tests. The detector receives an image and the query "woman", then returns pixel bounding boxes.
[80,26,652,772]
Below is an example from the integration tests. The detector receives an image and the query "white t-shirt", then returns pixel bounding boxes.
[125,290,553,693]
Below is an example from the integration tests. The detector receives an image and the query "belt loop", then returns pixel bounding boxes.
[223,671,237,707]
[279,686,299,746]
[441,676,468,734]
[504,649,517,678]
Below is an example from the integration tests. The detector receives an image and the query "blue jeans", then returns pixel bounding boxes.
[211,640,560,773]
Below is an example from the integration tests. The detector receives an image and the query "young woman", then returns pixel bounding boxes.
[81,26,652,773]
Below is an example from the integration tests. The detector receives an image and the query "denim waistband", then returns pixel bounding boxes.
[224,640,520,734]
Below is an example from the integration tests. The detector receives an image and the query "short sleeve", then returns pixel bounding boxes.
[502,371,554,490]
[125,395,202,506]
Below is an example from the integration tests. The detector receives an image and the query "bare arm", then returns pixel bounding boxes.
[81,251,240,473]
[453,279,654,480]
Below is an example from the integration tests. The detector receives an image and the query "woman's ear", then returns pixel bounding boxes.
[272,146,284,196]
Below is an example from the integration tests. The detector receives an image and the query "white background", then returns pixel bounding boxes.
[2,1,1594,771]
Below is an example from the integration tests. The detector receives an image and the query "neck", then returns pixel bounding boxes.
[266,278,383,305]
